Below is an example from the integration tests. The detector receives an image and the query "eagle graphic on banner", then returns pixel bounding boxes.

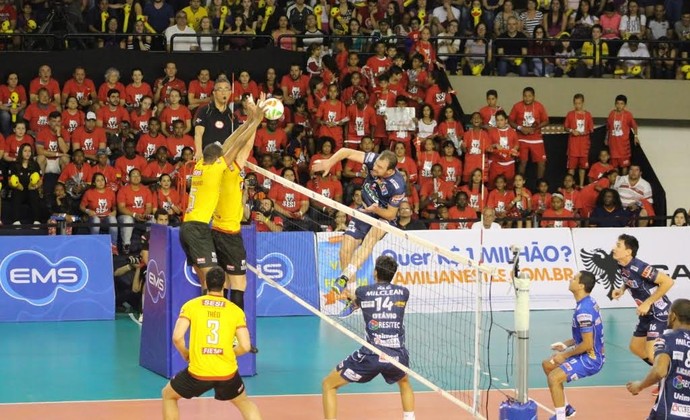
[580,248,624,300]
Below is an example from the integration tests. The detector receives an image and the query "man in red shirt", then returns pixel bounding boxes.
[166,119,195,160]
[449,191,479,229]
[23,87,57,134]
[115,139,147,184]
[307,170,344,227]
[419,163,455,216]
[154,61,187,108]
[142,146,174,184]
[187,68,214,112]
[29,65,61,110]
[280,64,310,106]
[72,112,107,162]
[479,89,502,129]
[137,117,167,159]
[58,149,92,199]
[255,120,288,157]
[509,87,549,179]
[540,193,577,228]
[564,93,594,187]
[606,94,639,175]
[35,111,70,174]
[365,41,392,83]
[61,67,97,109]
[369,74,396,148]
[316,85,348,149]
[159,88,192,136]
[252,198,284,232]
[345,90,377,149]
[97,89,130,136]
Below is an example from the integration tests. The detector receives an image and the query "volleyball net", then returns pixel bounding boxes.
[245,161,525,419]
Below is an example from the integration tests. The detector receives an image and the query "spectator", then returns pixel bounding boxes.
[130,96,153,134]
[0,72,27,137]
[569,0,599,43]
[449,191,479,229]
[330,210,348,232]
[397,200,426,230]
[24,87,57,135]
[647,4,672,40]
[588,188,632,227]
[100,17,126,49]
[540,192,577,228]
[166,119,195,161]
[343,137,374,201]
[543,0,567,38]
[126,19,153,51]
[154,62,188,109]
[165,11,197,52]
[528,25,554,77]
[256,0,280,36]
[409,26,437,70]
[252,198,284,232]
[519,0,543,37]
[96,89,130,138]
[461,112,490,183]
[0,0,17,32]
[272,15,297,51]
[125,69,153,110]
[310,137,341,179]
[155,173,182,225]
[463,22,492,76]
[493,0,520,38]
[98,68,127,108]
[223,15,254,51]
[137,117,166,159]
[419,163,455,217]
[331,1,358,36]
[7,143,43,226]
[47,182,77,235]
[674,12,690,41]
[286,0,313,33]
[119,0,144,35]
[495,16,529,76]
[531,178,552,218]
[182,0,207,32]
[508,173,532,228]
[268,167,311,231]
[115,139,147,184]
[670,208,689,227]
[142,146,174,185]
[117,168,154,255]
[615,36,650,78]
[61,96,84,134]
[87,0,111,39]
[471,207,502,229]
[29,65,61,110]
[650,37,677,79]
[415,137,441,189]
[58,149,92,201]
[424,73,454,127]
[619,0,647,40]
[576,24,609,77]
[558,173,581,214]
[345,91,377,149]
[488,110,519,187]
[437,20,462,74]
[394,142,418,184]
[81,172,118,252]
[605,94,638,174]
[509,87,549,179]
[588,149,614,183]
[35,111,70,175]
[479,89,502,129]
[579,170,619,218]
[281,64,310,106]
[3,120,33,165]
[93,149,120,192]
[307,169,343,228]
[143,0,175,49]
[613,164,653,226]
[599,3,621,41]
[61,67,97,111]
[159,90,192,137]
[564,93,594,187]
[432,0,461,29]
[553,35,577,77]
[430,205,457,230]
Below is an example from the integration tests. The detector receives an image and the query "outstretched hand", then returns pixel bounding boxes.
[312,159,333,176]
[245,92,268,121]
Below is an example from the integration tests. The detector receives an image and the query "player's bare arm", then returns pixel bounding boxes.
[363,202,399,221]
[172,317,191,362]
[222,93,267,165]
[234,326,252,357]
[638,272,673,316]
[551,332,593,365]
[626,353,670,395]
[312,148,366,176]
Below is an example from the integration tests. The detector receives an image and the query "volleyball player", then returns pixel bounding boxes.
[321,255,415,420]
[211,93,266,312]
[180,93,266,293]
[312,149,406,317]
[542,271,604,420]
[626,298,690,419]
[162,266,262,420]
[612,234,674,395]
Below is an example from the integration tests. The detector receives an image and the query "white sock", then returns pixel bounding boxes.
[342,264,357,280]
[403,412,415,420]
[555,406,566,420]
[347,281,357,296]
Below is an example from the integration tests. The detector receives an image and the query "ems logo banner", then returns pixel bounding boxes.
[0,235,114,322]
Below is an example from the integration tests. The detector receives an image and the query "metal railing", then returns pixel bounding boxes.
[169,33,274,51]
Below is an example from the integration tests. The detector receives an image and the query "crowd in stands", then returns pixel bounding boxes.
[1,0,689,78]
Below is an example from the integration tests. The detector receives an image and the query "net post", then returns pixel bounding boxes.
[472,266,483,414]
[514,272,531,404]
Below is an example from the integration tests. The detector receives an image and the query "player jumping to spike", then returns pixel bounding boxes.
[542,271,605,420]
[612,234,674,396]
[321,255,415,420]
[312,149,406,317]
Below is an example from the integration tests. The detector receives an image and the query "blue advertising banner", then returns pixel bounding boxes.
[255,232,318,316]
[0,235,114,322]
[140,225,257,379]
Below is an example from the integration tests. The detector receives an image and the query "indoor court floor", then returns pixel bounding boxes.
[0,309,657,419]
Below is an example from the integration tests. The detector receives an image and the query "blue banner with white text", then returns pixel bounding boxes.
[0,235,114,322]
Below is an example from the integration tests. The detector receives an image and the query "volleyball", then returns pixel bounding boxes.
[263,97,284,121]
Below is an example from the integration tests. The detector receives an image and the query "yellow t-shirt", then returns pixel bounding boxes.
[212,161,244,233]
[179,294,247,380]
[185,158,227,223]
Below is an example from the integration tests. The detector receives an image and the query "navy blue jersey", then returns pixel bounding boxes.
[355,282,409,352]
[360,152,406,210]
[572,295,605,362]
[650,329,690,419]
[620,257,671,321]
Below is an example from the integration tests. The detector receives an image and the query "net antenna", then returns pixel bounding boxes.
[246,161,498,419]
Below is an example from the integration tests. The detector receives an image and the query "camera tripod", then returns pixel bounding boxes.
[25,5,86,51]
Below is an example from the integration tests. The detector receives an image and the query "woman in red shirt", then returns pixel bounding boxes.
[116,168,154,254]
[268,167,311,231]
[486,174,515,225]
[80,172,118,247]
[415,137,441,189]
[156,173,183,225]
[437,105,464,150]
[459,168,487,214]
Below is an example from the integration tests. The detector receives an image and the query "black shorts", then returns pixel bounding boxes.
[170,368,245,401]
[180,222,217,268]
[212,229,246,275]
[633,315,667,341]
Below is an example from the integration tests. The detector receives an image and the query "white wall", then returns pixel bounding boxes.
[638,126,690,217]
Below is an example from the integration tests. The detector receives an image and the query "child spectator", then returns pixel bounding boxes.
[564,93,594,187]
[540,192,577,227]
[488,110,519,187]
[588,149,614,183]
[605,94,639,174]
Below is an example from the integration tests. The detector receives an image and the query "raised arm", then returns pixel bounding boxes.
[312,148,366,176]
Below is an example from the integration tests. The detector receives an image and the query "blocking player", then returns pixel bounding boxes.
[612,234,674,392]
[180,93,266,293]
[321,255,415,420]
[508,87,549,179]
[542,271,604,420]
[212,93,266,312]
[161,266,262,420]
[312,149,406,317]
[626,298,690,419]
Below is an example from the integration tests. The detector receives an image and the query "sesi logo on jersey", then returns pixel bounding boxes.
[0,250,88,306]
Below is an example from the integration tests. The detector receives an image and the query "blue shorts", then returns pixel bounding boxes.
[337,347,409,384]
[344,212,395,241]
[633,315,667,341]
[559,354,604,383]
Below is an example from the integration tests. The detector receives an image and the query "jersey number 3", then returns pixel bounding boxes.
[207,319,220,345]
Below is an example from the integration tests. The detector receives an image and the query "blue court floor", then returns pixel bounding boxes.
[0,308,649,407]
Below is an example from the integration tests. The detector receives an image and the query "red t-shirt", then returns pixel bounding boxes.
[419,178,455,210]
[125,83,153,107]
[0,85,27,107]
[159,105,192,131]
[425,85,452,119]
[479,105,502,127]
[81,188,117,216]
[462,128,490,175]
[588,162,613,182]
[437,120,464,146]
[531,192,552,213]
[439,157,462,185]
[365,56,392,78]
[268,184,308,213]
[255,127,288,155]
[344,159,366,186]
[416,150,441,189]
[488,126,519,163]
[579,177,610,217]
[369,88,397,138]
[114,155,147,182]
[167,135,195,159]
[61,110,85,133]
[130,109,152,134]
[540,208,576,228]
[97,82,127,104]
[96,105,130,131]
[156,189,182,212]
[62,79,97,103]
[117,184,154,214]
[307,177,343,202]
[142,160,175,179]
[486,189,516,215]
[345,104,377,145]
[606,109,637,158]
[564,110,594,158]
[310,153,342,176]
[405,68,428,101]
[36,127,70,155]
[459,185,486,213]
[280,74,310,101]
[255,214,284,232]
[316,100,348,147]
[91,163,121,191]
[509,101,549,142]
[29,78,60,98]
[448,205,478,229]
[395,157,418,184]
[188,79,214,104]
[23,103,57,133]
[72,126,107,153]
[232,81,259,103]
[58,162,93,185]
[4,134,34,159]
[558,188,581,213]
[154,77,187,103]
[137,133,168,159]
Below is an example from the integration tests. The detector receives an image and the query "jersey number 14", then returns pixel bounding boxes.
[374,296,394,312]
